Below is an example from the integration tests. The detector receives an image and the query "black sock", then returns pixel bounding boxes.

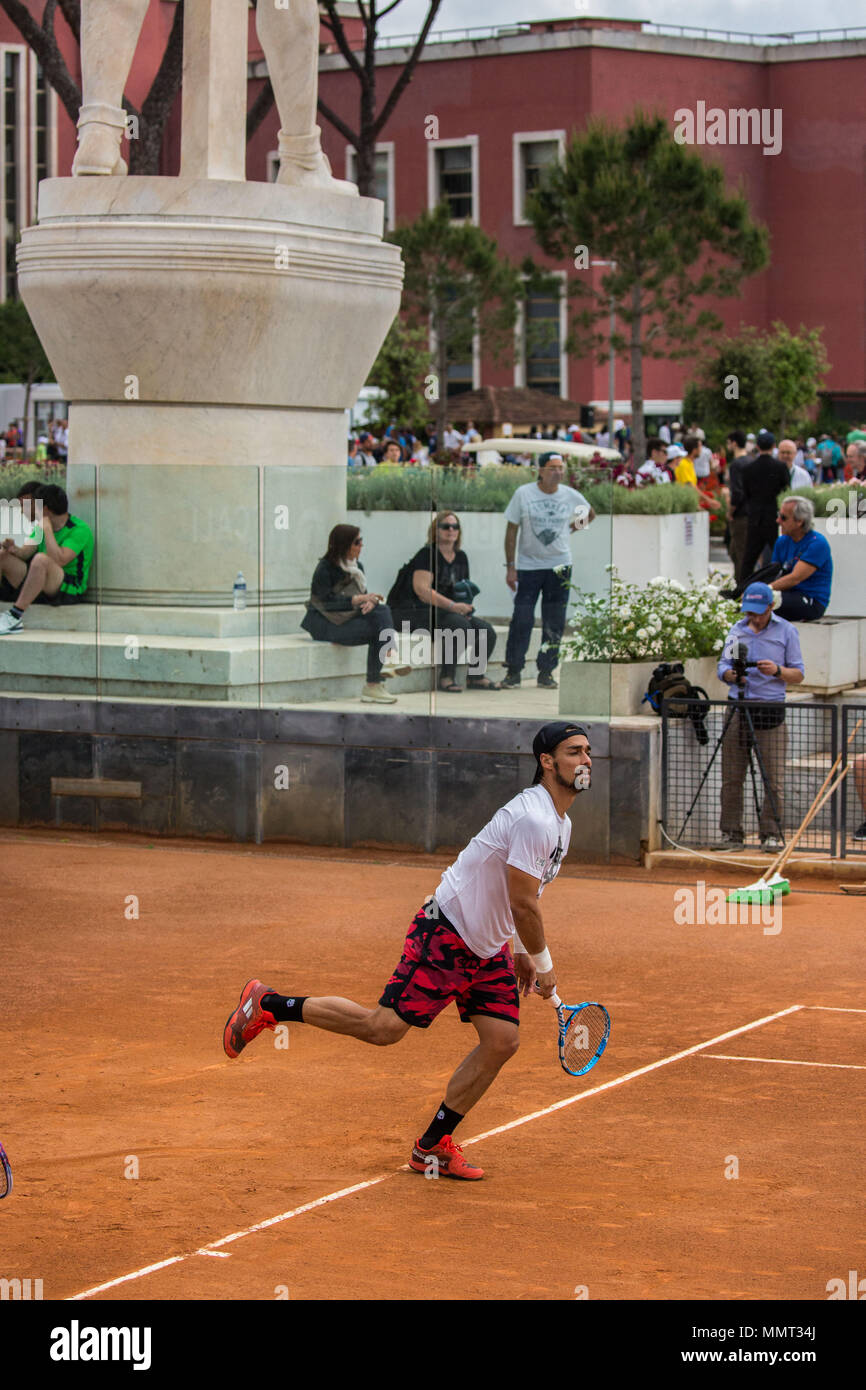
[261,993,306,1022]
[420,1101,464,1150]
[9,606,23,619]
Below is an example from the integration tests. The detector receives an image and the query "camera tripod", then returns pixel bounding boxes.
[677,676,785,844]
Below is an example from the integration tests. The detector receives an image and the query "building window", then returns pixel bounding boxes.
[345,144,394,229]
[524,289,561,396]
[513,131,564,225]
[436,145,472,219]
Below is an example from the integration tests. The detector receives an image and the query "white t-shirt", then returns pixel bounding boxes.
[504,482,589,570]
[435,784,572,959]
[789,462,812,489]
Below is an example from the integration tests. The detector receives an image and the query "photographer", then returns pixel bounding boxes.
[716,582,804,852]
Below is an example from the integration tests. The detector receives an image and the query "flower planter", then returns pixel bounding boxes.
[815,518,866,619]
[558,656,721,718]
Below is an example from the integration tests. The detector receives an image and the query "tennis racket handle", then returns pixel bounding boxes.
[550,991,562,1008]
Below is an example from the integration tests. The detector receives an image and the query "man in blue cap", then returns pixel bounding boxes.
[716,582,804,851]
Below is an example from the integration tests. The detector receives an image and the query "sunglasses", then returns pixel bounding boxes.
[438,522,459,530]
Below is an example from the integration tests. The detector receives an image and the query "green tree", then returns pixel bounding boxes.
[389,202,525,443]
[0,298,56,442]
[365,318,433,434]
[682,322,830,439]
[527,110,770,465]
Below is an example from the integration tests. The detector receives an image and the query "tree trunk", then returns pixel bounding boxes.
[355,15,377,196]
[629,283,646,468]
[23,374,33,453]
[435,312,448,450]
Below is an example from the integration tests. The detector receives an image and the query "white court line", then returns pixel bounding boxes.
[67,1002,802,1301]
[804,1006,866,1014]
[705,1054,866,1071]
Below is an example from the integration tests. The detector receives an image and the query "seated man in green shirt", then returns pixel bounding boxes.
[0,483,94,633]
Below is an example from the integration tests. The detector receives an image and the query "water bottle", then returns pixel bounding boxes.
[233,571,247,611]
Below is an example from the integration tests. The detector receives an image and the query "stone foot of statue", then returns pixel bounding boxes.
[275,130,358,195]
[72,104,128,177]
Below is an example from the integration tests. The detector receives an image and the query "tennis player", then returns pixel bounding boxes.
[223,721,591,1180]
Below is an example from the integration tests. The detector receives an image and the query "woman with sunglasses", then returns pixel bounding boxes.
[301,524,408,704]
[392,511,502,692]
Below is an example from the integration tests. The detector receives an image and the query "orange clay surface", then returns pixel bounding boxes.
[1,830,865,1302]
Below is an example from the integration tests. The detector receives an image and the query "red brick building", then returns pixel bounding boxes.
[4,5,865,423]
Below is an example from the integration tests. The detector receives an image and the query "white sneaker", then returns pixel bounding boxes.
[361,683,397,704]
[0,609,23,634]
[381,663,412,679]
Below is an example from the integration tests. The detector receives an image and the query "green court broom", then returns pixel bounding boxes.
[726,717,863,906]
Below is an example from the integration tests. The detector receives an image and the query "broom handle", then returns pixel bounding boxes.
[765,716,863,880]
[770,765,853,879]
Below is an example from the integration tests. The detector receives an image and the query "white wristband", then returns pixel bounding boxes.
[532,947,553,973]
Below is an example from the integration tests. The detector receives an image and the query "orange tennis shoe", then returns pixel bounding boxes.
[409,1134,484,1180]
[223,979,278,1059]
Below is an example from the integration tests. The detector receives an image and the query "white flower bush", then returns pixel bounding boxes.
[562,569,739,664]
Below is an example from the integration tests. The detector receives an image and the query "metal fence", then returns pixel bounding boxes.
[662,699,843,856]
[841,706,866,858]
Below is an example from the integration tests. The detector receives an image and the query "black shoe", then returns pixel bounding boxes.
[537,673,558,689]
[502,671,522,688]
[853,821,866,841]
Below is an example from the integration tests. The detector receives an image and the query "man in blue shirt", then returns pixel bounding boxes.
[716,582,805,851]
[769,496,833,621]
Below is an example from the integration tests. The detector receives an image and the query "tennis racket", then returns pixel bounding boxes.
[0,1140,11,1198]
[550,994,610,1077]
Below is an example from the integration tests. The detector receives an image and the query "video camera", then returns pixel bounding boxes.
[730,638,758,684]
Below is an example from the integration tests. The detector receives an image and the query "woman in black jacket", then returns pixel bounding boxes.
[301,524,406,704]
[389,511,501,692]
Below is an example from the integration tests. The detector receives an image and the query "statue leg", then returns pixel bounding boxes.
[256,0,357,195]
[73,0,150,176]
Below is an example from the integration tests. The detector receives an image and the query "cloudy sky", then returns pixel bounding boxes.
[379,0,865,41]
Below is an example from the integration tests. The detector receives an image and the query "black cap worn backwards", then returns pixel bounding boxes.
[532,721,589,785]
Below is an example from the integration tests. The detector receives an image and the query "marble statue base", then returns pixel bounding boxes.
[17,177,404,623]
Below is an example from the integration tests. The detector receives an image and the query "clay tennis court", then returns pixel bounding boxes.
[2,830,864,1302]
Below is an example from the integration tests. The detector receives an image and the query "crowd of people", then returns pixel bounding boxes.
[301,452,590,703]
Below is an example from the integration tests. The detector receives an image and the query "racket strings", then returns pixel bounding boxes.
[562,1004,608,1070]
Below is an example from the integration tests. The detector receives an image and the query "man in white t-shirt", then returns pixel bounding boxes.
[222,721,592,1181]
[502,452,594,689]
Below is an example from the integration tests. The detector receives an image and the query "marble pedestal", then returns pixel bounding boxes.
[17,177,403,628]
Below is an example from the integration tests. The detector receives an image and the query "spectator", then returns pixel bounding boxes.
[658,419,672,445]
[389,511,501,693]
[462,420,481,444]
[769,496,833,622]
[843,441,866,482]
[725,429,750,584]
[690,425,713,480]
[778,437,813,491]
[845,423,866,445]
[502,452,594,690]
[356,433,378,468]
[443,422,464,451]
[381,439,405,466]
[716,582,805,851]
[0,483,95,633]
[347,438,361,467]
[674,436,715,511]
[637,437,673,485]
[299,524,406,705]
[745,432,758,456]
[816,433,842,483]
[739,430,791,581]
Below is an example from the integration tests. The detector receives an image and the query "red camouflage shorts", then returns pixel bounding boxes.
[378,899,520,1029]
